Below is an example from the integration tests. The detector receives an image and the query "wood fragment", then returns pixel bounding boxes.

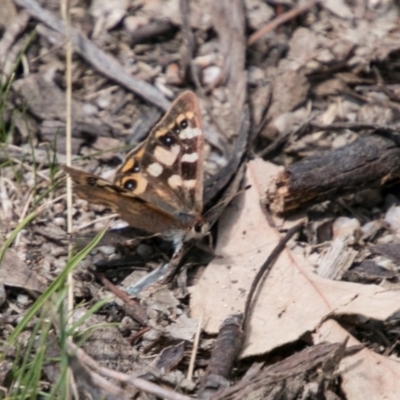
[316,237,357,280]
[371,243,400,264]
[155,342,185,373]
[198,314,244,399]
[267,135,400,215]
[94,270,148,326]
[179,0,195,81]
[129,20,174,46]
[212,341,360,400]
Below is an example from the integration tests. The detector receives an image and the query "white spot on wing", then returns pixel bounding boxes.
[181,152,198,163]
[179,127,200,139]
[154,145,180,166]
[183,179,197,189]
[168,174,183,188]
[147,163,163,177]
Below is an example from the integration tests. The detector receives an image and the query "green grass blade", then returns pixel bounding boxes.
[7,226,107,344]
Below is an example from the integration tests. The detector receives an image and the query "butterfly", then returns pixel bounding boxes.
[63,91,208,250]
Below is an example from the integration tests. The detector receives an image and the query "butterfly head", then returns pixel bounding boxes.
[191,217,209,240]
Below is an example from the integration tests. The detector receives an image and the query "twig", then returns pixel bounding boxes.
[248,0,320,46]
[187,313,203,381]
[67,339,193,400]
[94,270,148,326]
[179,0,195,81]
[242,222,304,329]
[13,0,170,110]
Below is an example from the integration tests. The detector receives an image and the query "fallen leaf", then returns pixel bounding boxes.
[315,319,400,400]
[190,159,400,357]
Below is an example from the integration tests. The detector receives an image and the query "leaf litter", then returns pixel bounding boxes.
[2,0,400,398]
[191,160,400,357]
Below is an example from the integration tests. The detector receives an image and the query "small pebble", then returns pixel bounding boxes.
[193,53,218,68]
[98,245,116,256]
[82,103,98,115]
[332,216,360,240]
[202,66,221,86]
[96,93,112,109]
[142,328,161,342]
[247,66,265,85]
[53,217,65,227]
[17,294,31,307]
[123,15,149,32]
[385,205,400,232]
[165,63,182,85]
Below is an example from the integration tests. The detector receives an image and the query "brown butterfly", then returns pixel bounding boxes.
[63,91,207,249]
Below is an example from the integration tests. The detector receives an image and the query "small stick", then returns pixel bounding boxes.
[248,0,319,46]
[242,222,304,329]
[187,313,203,381]
[94,270,148,326]
[67,339,192,400]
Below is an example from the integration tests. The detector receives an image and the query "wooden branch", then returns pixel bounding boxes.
[267,135,400,214]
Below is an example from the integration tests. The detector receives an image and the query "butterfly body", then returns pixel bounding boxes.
[63,91,206,248]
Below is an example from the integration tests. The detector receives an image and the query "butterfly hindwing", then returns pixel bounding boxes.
[62,166,189,234]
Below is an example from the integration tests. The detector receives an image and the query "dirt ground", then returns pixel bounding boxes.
[2,0,400,399]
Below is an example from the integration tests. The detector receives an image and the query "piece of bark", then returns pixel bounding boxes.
[212,341,359,400]
[316,237,358,281]
[129,20,174,46]
[198,314,244,399]
[155,342,185,373]
[267,135,400,215]
[343,260,397,284]
[371,242,400,264]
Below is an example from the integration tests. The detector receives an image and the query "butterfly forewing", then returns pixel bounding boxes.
[114,91,204,218]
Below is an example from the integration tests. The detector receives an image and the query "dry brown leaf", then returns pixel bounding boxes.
[190,158,400,357]
[314,319,400,400]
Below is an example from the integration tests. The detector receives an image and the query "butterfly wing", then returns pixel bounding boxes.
[114,91,204,220]
[63,166,188,234]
